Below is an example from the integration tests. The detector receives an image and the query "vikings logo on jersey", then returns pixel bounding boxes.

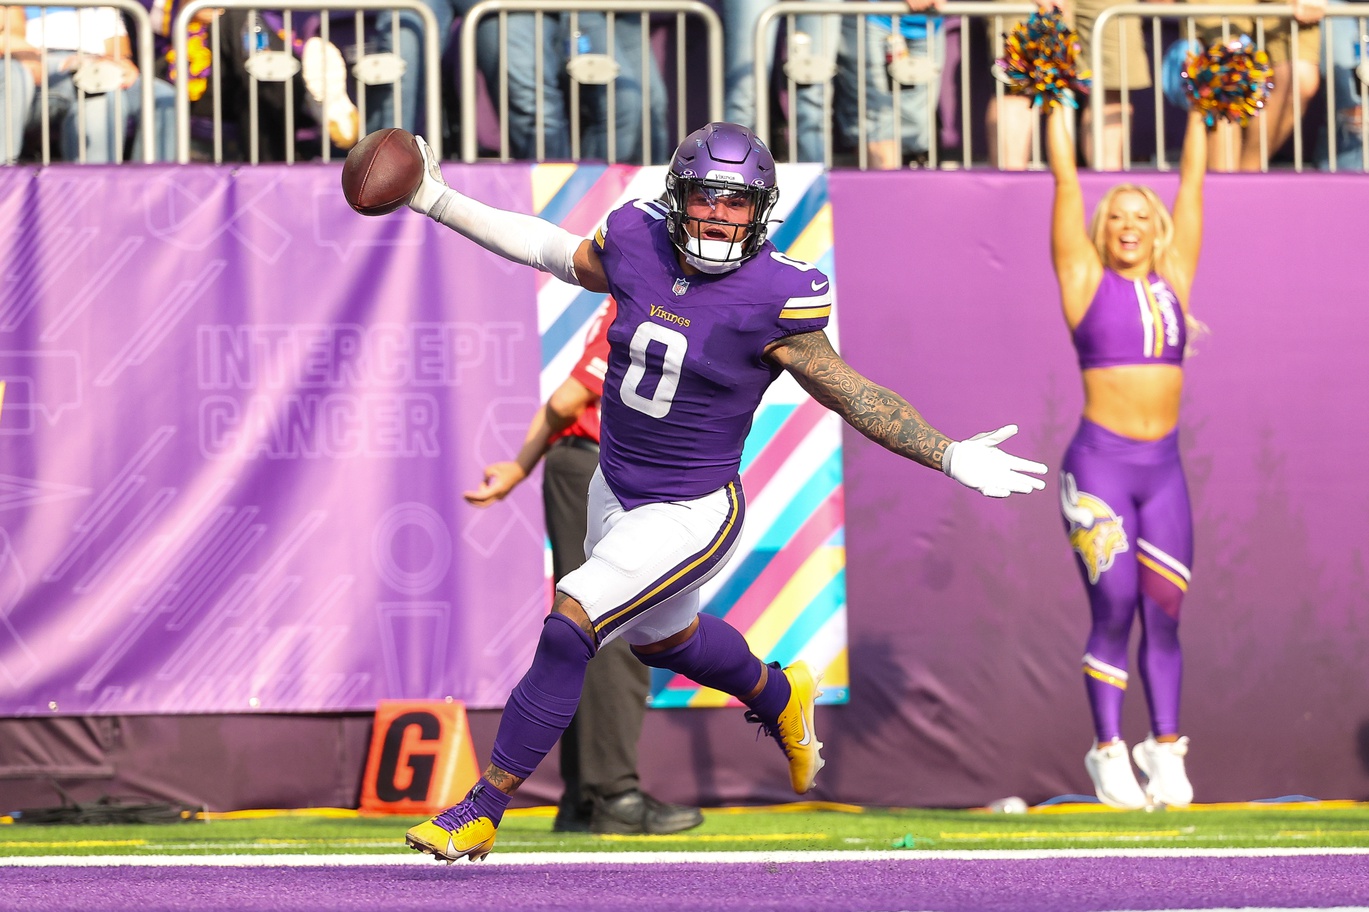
[1060,472,1128,584]
[1147,279,1182,350]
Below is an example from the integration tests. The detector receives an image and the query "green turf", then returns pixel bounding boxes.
[3,803,1368,856]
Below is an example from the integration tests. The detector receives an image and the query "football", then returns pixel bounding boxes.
[341,128,424,216]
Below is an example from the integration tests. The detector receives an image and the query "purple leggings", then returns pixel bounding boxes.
[1060,418,1193,743]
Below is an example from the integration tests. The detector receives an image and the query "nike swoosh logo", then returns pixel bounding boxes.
[796,706,812,746]
[811,280,828,291]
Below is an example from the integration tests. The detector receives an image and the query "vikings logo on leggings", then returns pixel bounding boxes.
[1060,472,1128,584]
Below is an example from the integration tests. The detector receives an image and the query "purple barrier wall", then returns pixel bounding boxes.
[0,164,548,715]
[1,167,1366,810]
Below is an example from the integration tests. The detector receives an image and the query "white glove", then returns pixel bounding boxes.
[406,134,452,218]
[942,425,1048,498]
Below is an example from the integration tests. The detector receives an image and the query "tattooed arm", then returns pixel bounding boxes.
[765,330,951,470]
[765,330,1048,497]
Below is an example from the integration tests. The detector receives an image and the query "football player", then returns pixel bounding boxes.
[396,122,1048,862]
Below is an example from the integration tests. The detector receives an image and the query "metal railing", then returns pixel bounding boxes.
[1,0,156,164]
[755,1,1366,171]
[1091,4,1368,173]
[457,0,722,163]
[172,0,440,163]
[5,0,1365,170]
[755,1,1041,169]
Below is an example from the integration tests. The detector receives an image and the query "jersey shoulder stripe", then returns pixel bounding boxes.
[594,199,663,252]
[633,198,668,220]
[779,302,832,321]
[779,287,833,321]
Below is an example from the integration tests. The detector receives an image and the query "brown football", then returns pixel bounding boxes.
[341,128,424,216]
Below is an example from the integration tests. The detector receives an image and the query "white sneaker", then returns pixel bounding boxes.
[1133,734,1194,808]
[302,37,359,150]
[1085,740,1148,809]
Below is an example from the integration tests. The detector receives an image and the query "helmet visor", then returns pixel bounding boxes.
[681,180,762,242]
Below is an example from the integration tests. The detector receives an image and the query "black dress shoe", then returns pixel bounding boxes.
[590,789,704,835]
[552,798,593,833]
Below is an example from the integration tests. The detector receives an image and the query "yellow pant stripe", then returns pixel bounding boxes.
[1137,553,1189,592]
[1084,666,1127,689]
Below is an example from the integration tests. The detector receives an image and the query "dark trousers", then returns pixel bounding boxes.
[544,438,648,810]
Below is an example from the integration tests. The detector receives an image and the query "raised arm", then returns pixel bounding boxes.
[463,376,597,507]
[405,135,609,293]
[1167,109,1207,295]
[1047,105,1102,327]
[765,331,1047,497]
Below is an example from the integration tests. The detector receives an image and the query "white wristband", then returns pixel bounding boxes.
[941,441,958,479]
[428,189,581,286]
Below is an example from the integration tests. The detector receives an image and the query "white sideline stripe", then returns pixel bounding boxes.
[3,847,1369,867]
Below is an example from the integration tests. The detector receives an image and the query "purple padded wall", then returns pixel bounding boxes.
[1,168,1366,812]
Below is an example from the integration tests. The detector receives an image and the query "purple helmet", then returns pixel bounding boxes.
[664,122,779,273]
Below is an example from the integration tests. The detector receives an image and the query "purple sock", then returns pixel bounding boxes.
[634,614,790,719]
[467,777,513,825]
[746,660,791,723]
[489,612,595,779]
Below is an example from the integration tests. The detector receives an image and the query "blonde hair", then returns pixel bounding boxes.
[1089,184,1206,350]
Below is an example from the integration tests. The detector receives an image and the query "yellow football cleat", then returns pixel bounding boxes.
[748,661,825,794]
[405,805,497,863]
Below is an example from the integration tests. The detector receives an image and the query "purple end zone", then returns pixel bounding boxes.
[3,855,1367,912]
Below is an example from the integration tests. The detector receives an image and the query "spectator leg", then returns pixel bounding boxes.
[986,93,1035,170]
[1080,91,1132,172]
[473,8,567,159]
[1,60,36,163]
[368,1,452,136]
[791,4,836,163]
[1241,58,1320,170]
[721,0,778,129]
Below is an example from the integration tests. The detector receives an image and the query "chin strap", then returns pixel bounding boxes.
[681,236,746,274]
[683,251,744,275]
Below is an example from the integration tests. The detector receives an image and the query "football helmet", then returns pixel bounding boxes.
[665,122,779,274]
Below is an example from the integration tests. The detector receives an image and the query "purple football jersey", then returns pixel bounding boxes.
[591,199,832,509]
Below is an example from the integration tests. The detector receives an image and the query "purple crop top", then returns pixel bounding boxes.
[1073,270,1186,370]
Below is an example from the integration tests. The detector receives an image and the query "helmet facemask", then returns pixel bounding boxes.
[666,174,778,274]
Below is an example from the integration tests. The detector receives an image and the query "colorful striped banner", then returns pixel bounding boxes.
[531,163,849,707]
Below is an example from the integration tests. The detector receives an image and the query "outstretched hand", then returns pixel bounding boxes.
[407,134,451,217]
[942,425,1048,498]
[463,461,527,507]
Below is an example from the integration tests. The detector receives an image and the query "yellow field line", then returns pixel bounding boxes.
[202,808,363,821]
[704,802,868,815]
[203,801,874,822]
[938,830,1188,841]
[177,799,1369,824]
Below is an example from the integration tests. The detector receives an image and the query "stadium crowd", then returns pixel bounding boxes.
[1,0,1364,169]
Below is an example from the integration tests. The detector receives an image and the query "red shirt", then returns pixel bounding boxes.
[552,298,614,445]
